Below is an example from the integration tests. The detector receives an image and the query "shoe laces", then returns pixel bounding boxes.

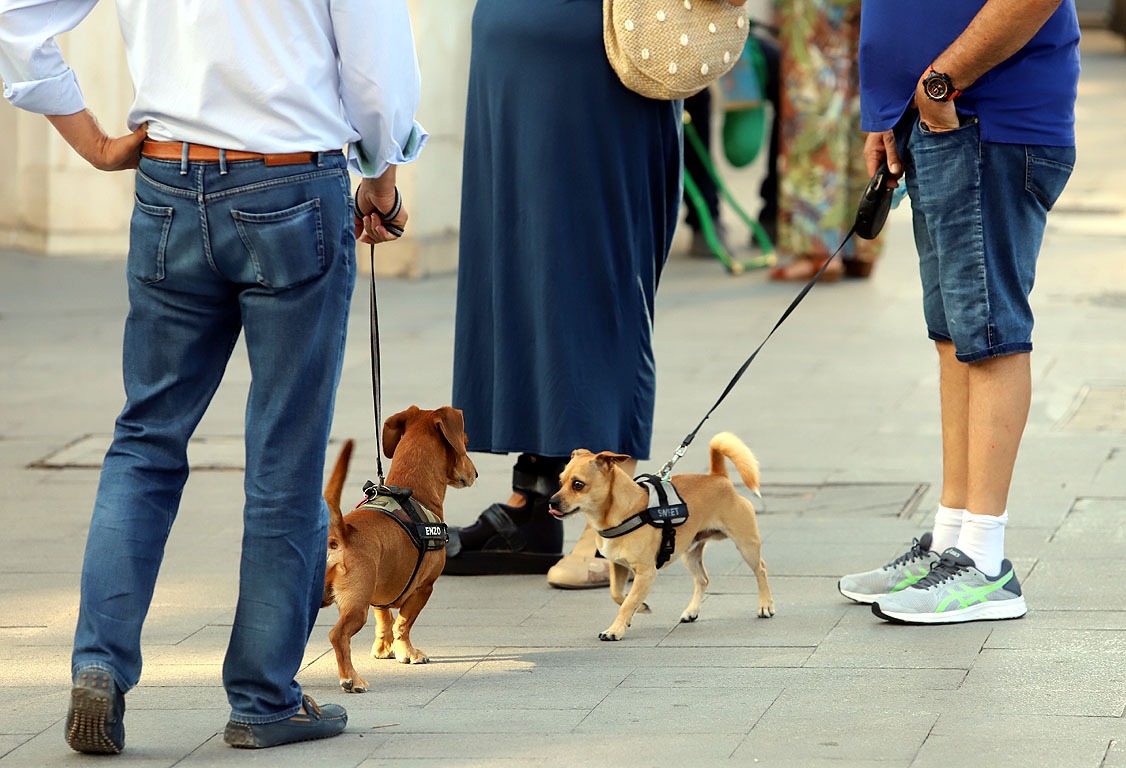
[913,552,967,589]
[884,537,928,570]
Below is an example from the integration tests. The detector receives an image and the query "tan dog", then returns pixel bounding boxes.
[549,432,774,641]
[322,406,476,692]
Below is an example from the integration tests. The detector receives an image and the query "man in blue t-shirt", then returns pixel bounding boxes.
[837,1,1079,624]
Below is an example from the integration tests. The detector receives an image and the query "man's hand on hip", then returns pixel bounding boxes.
[46,110,146,171]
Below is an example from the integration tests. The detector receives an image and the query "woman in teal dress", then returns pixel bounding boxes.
[445,0,683,582]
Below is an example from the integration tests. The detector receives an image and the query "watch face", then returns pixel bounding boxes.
[924,72,951,101]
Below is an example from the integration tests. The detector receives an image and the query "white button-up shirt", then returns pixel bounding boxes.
[0,0,426,178]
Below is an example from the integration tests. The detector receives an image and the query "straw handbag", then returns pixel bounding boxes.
[604,0,750,100]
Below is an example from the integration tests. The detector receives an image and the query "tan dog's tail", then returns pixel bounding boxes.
[324,439,355,542]
[708,432,760,496]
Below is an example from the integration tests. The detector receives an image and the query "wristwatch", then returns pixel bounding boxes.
[922,67,962,102]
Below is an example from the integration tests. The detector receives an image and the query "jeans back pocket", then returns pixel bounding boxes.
[231,199,326,290]
[1026,148,1075,212]
[128,197,173,284]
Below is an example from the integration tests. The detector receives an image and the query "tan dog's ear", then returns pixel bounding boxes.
[434,407,470,459]
[571,448,594,458]
[382,405,421,458]
[594,452,632,473]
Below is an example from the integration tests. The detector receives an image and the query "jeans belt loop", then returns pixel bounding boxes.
[179,142,189,175]
[219,148,228,176]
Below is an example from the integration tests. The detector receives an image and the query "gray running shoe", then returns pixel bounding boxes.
[872,548,1027,625]
[838,533,939,604]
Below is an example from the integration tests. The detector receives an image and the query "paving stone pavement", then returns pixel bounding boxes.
[2,29,1125,768]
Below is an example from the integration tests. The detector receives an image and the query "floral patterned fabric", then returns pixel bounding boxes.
[776,0,883,264]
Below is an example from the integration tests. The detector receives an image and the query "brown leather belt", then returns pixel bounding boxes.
[141,140,340,166]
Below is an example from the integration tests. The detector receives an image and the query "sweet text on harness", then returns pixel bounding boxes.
[597,474,689,569]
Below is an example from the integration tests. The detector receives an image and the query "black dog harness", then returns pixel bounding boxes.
[596,474,689,569]
[356,481,448,609]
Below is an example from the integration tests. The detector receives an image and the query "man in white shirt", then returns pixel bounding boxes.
[0,0,426,753]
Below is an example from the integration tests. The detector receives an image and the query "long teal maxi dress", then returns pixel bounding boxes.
[452,0,683,461]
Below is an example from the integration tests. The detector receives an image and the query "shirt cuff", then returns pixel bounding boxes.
[349,121,429,178]
[3,67,85,116]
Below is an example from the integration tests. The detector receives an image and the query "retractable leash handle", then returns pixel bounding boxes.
[657,160,895,479]
[854,161,893,241]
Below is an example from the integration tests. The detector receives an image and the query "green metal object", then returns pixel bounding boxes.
[683,118,775,275]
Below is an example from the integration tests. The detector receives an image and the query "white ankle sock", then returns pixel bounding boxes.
[930,504,965,553]
[955,510,1008,577]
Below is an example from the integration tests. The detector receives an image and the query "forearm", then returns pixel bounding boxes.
[934,0,1064,88]
[46,109,146,171]
[46,109,110,162]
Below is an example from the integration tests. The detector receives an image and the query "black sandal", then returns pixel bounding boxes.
[443,454,566,575]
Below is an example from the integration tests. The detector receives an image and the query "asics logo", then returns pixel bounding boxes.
[891,567,928,593]
[936,570,1014,612]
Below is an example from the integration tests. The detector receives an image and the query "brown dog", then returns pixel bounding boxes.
[322,405,476,692]
[549,432,774,641]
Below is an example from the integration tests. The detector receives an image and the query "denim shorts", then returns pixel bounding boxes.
[902,115,1075,363]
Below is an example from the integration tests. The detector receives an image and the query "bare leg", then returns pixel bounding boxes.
[965,352,1031,517]
[936,341,969,509]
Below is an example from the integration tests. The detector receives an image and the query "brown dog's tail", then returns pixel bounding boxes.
[708,432,761,496]
[324,439,355,542]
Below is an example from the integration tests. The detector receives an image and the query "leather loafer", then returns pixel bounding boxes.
[224,695,347,749]
[66,667,125,754]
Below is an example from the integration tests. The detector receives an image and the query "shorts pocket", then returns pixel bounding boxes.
[1026,149,1075,211]
[231,199,326,290]
[127,197,173,284]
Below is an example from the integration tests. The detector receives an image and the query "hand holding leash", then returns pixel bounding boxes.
[355,176,407,243]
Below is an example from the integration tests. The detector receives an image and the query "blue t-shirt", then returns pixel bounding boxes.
[859,1,1080,146]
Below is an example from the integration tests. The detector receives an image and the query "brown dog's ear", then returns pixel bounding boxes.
[594,452,632,473]
[382,405,421,458]
[571,448,594,458]
[434,407,470,459]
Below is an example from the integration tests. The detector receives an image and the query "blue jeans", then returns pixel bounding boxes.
[71,152,355,724]
[903,115,1074,363]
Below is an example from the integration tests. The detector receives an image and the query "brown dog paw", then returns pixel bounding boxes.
[679,612,698,623]
[758,603,776,618]
[396,653,430,665]
[340,678,368,694]
[598,630,622,641]
[392,642,430,664]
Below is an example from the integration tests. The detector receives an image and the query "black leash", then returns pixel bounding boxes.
[367,242,386,485]
[656,162,893,479]
[359,187,405,486]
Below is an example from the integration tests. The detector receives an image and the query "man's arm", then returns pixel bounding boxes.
[917,0,1065,132]
[932,0,1065,92]
[46,110,146,171]
[868,0,1066,176]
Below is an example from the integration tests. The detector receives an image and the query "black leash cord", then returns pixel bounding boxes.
[369,242,386,486]
[360,187,404,486]
[656,223,859,479]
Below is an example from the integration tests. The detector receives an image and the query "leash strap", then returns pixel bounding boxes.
[368,243,386,485]
[361,186,404,486]
[656,223,858,479]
